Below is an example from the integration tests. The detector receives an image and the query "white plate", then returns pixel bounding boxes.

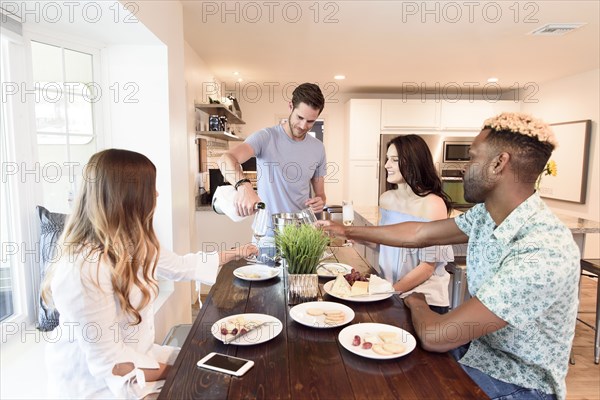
[233,265,281,281]
[319,249,335,262]
[211,313,282,345]
[323,280,394,302]
[338,323,416,360]
[316,262,353,278]
[289,301,354,328]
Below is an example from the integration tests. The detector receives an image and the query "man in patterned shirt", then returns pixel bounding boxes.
[317,112,580,400]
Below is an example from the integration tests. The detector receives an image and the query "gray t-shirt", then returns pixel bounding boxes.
[245,124,327,219]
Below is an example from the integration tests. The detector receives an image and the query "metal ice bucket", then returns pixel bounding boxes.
[271,212,305,234]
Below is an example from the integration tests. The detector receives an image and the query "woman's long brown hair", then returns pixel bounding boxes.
[42,149,160,325]
[386,135,453,214]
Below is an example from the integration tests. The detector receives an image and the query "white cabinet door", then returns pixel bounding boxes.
[440,100,521,130]
[381,99,440,129]
[347,99,381,160]
[347,160,379,207]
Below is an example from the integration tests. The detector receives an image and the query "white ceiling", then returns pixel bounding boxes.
[182,0,599,93]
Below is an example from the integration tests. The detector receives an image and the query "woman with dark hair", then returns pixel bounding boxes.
[42,149,256,399]
[379,135,453,313]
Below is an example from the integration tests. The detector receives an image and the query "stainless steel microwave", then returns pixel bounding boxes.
[443,141,471,162]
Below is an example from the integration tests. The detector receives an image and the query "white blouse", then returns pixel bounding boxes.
[46,248,219,399]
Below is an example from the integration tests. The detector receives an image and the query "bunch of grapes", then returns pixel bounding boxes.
[344,268,370,286]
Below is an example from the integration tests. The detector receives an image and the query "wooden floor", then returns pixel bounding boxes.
[567,275,600,400]
[195,276,599,399]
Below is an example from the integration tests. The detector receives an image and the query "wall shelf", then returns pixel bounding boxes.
[196,131,244,141]
[195,104,245,125]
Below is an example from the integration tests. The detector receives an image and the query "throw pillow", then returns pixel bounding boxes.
[36,206,67,331]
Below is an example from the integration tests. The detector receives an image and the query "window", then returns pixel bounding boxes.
[1,29,31,324]
[0,31,101,325]
[0,90,16,322]
[30,40,98,213]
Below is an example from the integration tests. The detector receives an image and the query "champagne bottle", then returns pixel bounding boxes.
[212,186,265,222]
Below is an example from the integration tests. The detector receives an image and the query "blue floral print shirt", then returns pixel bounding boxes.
[454,193,580,399]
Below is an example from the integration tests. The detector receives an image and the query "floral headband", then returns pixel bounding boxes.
[483,112,558,148]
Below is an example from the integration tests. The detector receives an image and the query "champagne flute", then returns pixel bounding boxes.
[252,207,269,241]
[247,203,269,263]
[301,207,318,225]
[342,200,354,247]
[342,200,354,226]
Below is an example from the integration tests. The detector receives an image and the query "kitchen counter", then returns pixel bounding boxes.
[355,205,599,258]
[355,205,600,233]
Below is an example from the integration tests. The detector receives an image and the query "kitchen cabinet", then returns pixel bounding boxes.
[440,100,521,130]
[346,99,381,160]
[381,99,440,130]
[195,103,245,141]
[347,160,379,206]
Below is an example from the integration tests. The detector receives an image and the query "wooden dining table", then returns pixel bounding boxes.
[159,246,487,399]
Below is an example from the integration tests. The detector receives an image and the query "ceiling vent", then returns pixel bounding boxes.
[529,23,586,36]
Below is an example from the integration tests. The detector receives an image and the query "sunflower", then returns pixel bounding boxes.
[544,160,558,177]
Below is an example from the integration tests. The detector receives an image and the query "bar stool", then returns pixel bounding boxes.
[446,256,471,310]
[578,258,600,364]
[162,324,193,347]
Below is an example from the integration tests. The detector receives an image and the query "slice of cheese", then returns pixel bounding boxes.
[368,275,393,294]
[330,275,352,298]
[351,281,369,296]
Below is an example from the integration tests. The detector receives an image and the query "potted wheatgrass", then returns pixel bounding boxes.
[275,223,329,304]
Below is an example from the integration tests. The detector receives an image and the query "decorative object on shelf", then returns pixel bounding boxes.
[219,115,228,132]
[535,159,557,191]
[227,94,242,119]
[195,104,245,125]
[209,115,220,131]
[275,223,329,304]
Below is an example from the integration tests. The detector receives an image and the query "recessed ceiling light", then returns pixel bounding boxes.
[237,78,243,82]
[233,71,240,75]
[334,75,346,80]
[487,77,499,83]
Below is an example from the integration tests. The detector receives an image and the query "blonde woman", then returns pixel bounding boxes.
[41,149,256,399]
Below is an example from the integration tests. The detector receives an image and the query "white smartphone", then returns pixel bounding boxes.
[196,352,254,377]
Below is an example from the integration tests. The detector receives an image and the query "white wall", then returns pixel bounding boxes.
[184,41,220,247]
[522,68,600,258]
[132,1,197,341]
[102,45,172,245]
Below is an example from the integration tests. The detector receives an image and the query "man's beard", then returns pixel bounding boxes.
[288,114,306,139]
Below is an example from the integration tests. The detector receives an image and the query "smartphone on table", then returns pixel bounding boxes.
[196,352,254,377]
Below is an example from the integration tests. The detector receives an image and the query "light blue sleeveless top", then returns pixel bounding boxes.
[378,208,454,306]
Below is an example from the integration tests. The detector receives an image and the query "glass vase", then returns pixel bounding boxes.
[286,273,318,305]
